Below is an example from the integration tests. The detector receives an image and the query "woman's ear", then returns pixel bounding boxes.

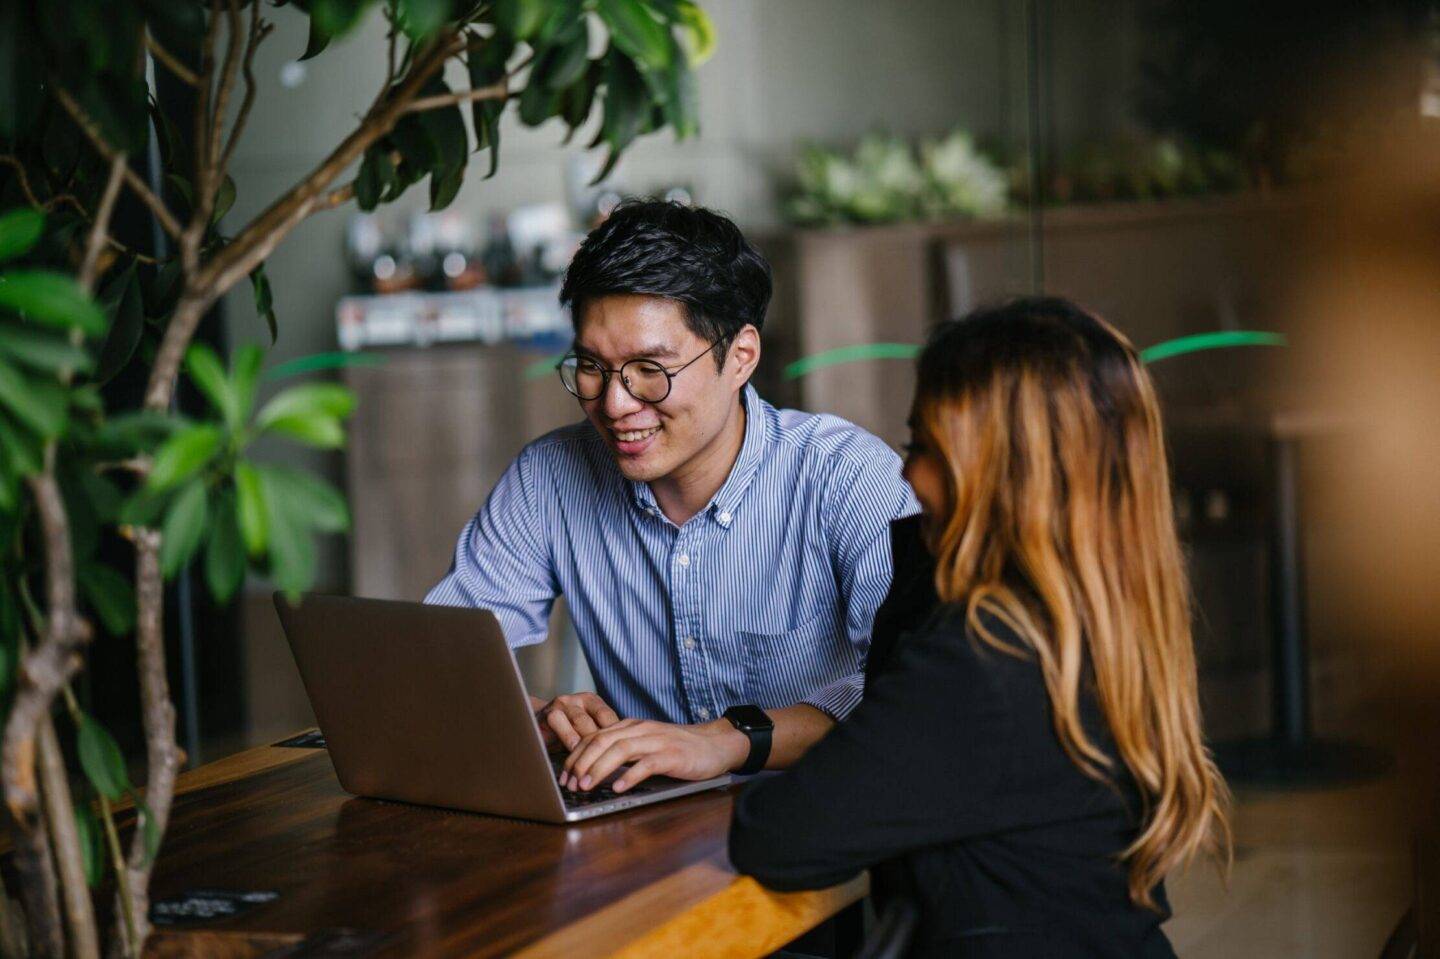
[729,324,762,384]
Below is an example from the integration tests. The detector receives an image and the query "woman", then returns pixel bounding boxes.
[729,297,1230,958]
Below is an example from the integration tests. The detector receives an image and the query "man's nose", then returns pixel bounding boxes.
[600,371,643,419]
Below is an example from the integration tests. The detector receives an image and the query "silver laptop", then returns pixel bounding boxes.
[274,593,731,823]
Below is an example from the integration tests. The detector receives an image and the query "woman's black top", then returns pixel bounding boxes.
[728,516,1175,958]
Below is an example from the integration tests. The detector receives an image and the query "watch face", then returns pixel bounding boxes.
[724,704,773,732]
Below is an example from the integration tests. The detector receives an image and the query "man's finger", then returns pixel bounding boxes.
[593,702,621,728]
[613,757,655,793]
[581,736,661,790]
[546,708,581,751]
[567,707,599,739]
[565,727,625,786]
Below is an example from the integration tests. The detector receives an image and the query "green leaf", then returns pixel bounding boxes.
[249,266,276,344]
[264,350,386,381]
[397,0,448,39]
[73,803,104,887]
[145,423,223,492]
[256,382,356,429]
[0,356,67,438]
[300,13,332,60]
[184,344,238,427]
[589,51,650,184]
[78,470,123,524]
[0,271,106,336]
[118,488,171,529]
[0,208,44,262]
[205,488,245,604]
[146,259,184,320]
[132,796,161,866]
[262,473,316,599]
[159,478,208,577]
[235,460,267,558]
[262,413,346,448]
[78,715,131,801]
[312,0,374,39]
[518,79,562,127]
[211,174,236,225]
[494,0,547,40]
[599,0,671,70]
[429,163,464,211]
[653,35,698,139]
[467,32,514,176]
[94,263,144,384]
[78,562,136,637]
[0,321,92,374]
[0,412,42,479]
[537,21,591,91]
[232,344,264,423]
[260,465,350,533]
[673,0,715,66]
[91,410,184,458]
[355,147,392,212]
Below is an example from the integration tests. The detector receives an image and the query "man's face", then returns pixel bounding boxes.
[573,294,745,484]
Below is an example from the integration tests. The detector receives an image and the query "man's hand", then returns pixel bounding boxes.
[559,718,749,793]
[533,692,621,751]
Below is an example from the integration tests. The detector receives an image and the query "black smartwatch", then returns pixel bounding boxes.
[723,704,774,775]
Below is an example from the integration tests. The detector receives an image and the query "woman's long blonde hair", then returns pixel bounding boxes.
[913,297,1231,908]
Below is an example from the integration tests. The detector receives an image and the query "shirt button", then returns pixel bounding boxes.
[697,707,711,720]
[676,552,690,567]
[718,511,731,524]
[683,636,696,650]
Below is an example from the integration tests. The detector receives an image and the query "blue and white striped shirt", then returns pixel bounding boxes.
[426,385,918,724]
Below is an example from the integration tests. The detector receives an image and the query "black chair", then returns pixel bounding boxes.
[855,897,918,959]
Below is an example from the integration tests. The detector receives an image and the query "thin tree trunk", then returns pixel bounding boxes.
[108,530,174,957]
[36,717,99,959]
[3,465,89,957]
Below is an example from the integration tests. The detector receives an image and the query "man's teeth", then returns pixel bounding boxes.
[615,426,660,443]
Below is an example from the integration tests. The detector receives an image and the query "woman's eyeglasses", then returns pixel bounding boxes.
[558,338,725,404]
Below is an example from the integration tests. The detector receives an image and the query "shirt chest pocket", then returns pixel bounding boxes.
[739,612,842,709]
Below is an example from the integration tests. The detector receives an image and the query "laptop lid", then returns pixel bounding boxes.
[274,593,569,823]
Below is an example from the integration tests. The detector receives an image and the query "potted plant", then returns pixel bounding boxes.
[0,0,714,954]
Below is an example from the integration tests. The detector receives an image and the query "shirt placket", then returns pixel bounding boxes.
[669,526,714,724]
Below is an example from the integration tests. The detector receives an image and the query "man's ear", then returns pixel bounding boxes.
[729,324,761,385]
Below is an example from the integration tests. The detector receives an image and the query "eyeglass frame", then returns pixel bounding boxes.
[557,336,729,404]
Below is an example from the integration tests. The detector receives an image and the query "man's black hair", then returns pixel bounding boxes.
[559,199,773,369]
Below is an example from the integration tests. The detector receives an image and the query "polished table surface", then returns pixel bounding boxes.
[136,734,866,957]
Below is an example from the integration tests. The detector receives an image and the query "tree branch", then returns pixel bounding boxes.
[217,0,271,184]
[37,718,99,959]
[401,80,510,114]
[50,88,182,240]
[110,529,176,957]
[77,154,127,294]
[143,32,199,87]
[3,461,91,958]
[0,157,160,264]
[142,31,462,412]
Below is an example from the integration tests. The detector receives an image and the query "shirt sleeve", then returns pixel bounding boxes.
[728,616,1014,892]
[424,444,559,649]
[801,444,921,720]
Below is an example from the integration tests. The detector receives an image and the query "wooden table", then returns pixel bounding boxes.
[138,735,866,957]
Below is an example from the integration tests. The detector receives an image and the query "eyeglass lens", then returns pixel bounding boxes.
[561,357,674,403]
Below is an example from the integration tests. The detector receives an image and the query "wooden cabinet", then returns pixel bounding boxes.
[343,342,587,698]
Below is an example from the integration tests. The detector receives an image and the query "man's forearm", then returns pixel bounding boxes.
[762,703,836,769]
[694,703,834,775]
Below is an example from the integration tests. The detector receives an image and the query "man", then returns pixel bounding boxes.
[427,200,916,794]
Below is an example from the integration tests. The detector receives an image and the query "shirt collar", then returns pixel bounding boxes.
[628,384,768,529]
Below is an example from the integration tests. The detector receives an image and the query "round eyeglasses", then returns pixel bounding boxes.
[557,338,724,404]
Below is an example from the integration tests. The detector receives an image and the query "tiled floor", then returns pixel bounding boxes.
[1165,779,1412,957]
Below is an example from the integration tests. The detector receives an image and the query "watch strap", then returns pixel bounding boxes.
[735,722,772,775]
